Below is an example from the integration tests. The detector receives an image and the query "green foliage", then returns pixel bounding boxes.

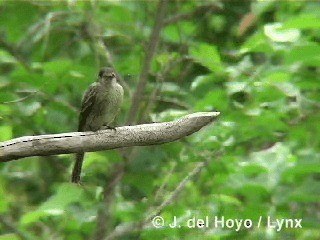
[0,1,319,239]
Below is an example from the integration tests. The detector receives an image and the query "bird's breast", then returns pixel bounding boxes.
[100,82,124,124]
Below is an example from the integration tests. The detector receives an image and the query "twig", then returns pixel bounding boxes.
[154,162,177,203]
[163,3,222,26]
[0,215,34,240]
[1,89,77,113]
[0,91,38,104]
[104,161,207,240]
[100,40,130,95]
[94,1,168,238]
[176,60,193,84]
[140,70,165,123]
[126,0,167,125]
[0,33,31,71]
[152,96,191,110]
[141,54,187,122]
[37,91,78,113]
[95,163,125,240]
[148,161,206,218]
[126,54,189,161]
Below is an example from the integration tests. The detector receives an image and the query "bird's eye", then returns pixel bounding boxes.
[106,72,115,78]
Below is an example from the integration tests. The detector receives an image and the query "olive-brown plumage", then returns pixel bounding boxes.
[71,68,123,183]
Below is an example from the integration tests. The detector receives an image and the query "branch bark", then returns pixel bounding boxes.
[0,112,219,162]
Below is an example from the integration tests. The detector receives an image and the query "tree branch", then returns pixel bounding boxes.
[104,161,207,240]
[148,161,206,218]
[0,112,219,162]
[0,215,34,240]
[0,31,31,71]
[126,0,167,125]
[95,2,167,238]
[163,3,223,26]
[95,162,125,240]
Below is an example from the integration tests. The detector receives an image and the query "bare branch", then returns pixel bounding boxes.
[153,96,191,110]
[104,161,207,240]
[126,0,167,125]
[95,162,125,240]
[100,41,131,95]
[0,90,38,104]
[95,2,168,238]
[0,32,31,71]
[0,112,219,162]
[0,215,34,240]
[148,161,206,218]
[163,3,223,26]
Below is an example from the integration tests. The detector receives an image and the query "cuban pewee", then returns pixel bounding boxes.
[71,67,124,183]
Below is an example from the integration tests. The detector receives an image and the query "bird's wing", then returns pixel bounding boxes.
[78,83,97,131]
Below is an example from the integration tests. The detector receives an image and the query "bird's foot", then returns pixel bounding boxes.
[104,125,116,131]
[71,179,83,185]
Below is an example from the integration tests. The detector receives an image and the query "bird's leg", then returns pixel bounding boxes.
[102,124,116,131]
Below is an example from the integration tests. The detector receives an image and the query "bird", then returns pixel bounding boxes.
[71,67,124,183]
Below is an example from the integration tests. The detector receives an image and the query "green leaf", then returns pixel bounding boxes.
[42,59,73,74]
[195,89,228,111]
[225,82,248,95]
[249,143,292,189]
[240,32,273,54]
[0,50,16,63]
[190,74,214,91]
[282,15,320,29]
[285,44,320,66]
[272,82,300,97]
[264,23,300,42]
[38,183,83,211]
[163,22,196,43]
[262,71,291,83]
[0,178,9,213]
[190,43,222,72]
[290,178,320,202]
[0,234,19,240]
[0,125,12,141]
[211,194,242,206]
[20,184,83,226]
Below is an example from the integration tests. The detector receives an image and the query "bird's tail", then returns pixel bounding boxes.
[71,152,85,183]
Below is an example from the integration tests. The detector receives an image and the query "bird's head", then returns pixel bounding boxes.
[98,67,117,84]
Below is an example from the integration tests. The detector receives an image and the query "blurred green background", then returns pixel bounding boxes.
[0,1,319,239]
